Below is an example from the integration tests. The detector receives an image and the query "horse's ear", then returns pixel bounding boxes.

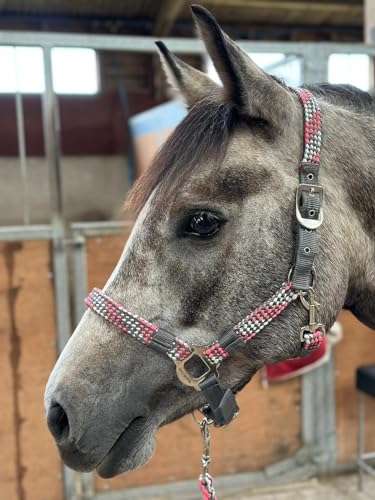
[191,5,294,126]
[155,40,220,107]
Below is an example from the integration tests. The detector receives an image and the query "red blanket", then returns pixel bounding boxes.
[265,336,329,383]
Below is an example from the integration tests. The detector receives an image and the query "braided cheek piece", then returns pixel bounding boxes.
[202,282,298,365]
[297,88,322,164]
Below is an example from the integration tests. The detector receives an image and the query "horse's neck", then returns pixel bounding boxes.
[344,234,375,329]
[333,107,375,328]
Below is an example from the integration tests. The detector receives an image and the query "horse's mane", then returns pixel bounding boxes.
[305,83,375,114]
[127,83,374,214]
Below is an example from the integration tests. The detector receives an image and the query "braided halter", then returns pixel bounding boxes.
[86,88,325,428]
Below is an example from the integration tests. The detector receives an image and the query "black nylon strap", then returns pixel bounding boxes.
[218,328,247,354]
[151,328,180,354]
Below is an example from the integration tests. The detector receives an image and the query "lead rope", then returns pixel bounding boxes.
[194,414,217,500]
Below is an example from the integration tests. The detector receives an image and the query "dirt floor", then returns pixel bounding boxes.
[221,473,375,499]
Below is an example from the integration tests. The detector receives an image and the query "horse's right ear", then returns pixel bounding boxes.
[155,41,220,107]
[191,5,294,128]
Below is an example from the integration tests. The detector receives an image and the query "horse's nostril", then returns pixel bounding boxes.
[47,402,70,442]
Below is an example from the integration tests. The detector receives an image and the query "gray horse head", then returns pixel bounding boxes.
[45,5,375,479]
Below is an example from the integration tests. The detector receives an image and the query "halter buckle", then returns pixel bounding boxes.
[296,183,324,230]
[175,347,218,391]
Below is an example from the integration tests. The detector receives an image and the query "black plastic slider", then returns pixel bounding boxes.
[200,373,239,427]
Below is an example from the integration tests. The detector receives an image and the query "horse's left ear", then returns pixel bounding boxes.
[191,4,294,127]
[155,40,220,107]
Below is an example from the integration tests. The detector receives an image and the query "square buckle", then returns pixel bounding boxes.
[295,183,324,230]
[175,347,217,391]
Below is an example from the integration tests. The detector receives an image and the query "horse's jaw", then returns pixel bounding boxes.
[96,417,157,478]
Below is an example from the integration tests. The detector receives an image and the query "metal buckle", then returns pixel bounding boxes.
[295,183,324,230]
[175,347,218,391]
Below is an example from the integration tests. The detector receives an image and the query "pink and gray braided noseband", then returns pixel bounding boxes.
[85,88,325,428]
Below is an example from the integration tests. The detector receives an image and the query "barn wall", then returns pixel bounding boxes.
[0,235,375,499]
[0,241,62,500]
[0,91,157,157]
[0,156,129,225]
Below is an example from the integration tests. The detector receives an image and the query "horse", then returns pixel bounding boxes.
[44,4,375,482]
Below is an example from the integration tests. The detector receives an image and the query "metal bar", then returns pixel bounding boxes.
[13,46,31,225]
[15,91,30,224]
[302,350,336,469]
[0,222,133,241]
[358,459,375,478]
[0,224,53,241]
[42,46,70,350]
[91,459,367,500]
[71,235,95,499]
[72,236,89,323]
[70,220,132,238]
[263,54,300,73]
[358,391,365,490]
[301,366,314,449]
[42,46,74,500]
[303,46,330,84]
[42,48,64,227]
[318,352,336,468]
[92,462,319,500]
[0,221,132,241]
[1,31,375,56]
[117,80,137,187]
[57,459,362,500]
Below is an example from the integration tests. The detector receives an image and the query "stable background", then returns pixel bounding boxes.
[1,1,375,500]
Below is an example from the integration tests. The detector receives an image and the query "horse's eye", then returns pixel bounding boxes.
[183,212,223,238]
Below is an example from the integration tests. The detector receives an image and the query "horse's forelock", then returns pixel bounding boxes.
[126,97,239,215]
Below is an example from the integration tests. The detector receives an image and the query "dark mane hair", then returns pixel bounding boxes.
[127,97,239,214]
[306,83,375,113]
[127,83,374,214]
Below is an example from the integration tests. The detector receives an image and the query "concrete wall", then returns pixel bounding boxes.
[0,156,129,225]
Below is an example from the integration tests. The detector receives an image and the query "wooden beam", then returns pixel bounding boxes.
[205,1,362,17]
[153,0,185,36]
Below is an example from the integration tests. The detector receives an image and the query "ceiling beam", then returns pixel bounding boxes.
[153,0,185,36]
[205,1,362,17]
